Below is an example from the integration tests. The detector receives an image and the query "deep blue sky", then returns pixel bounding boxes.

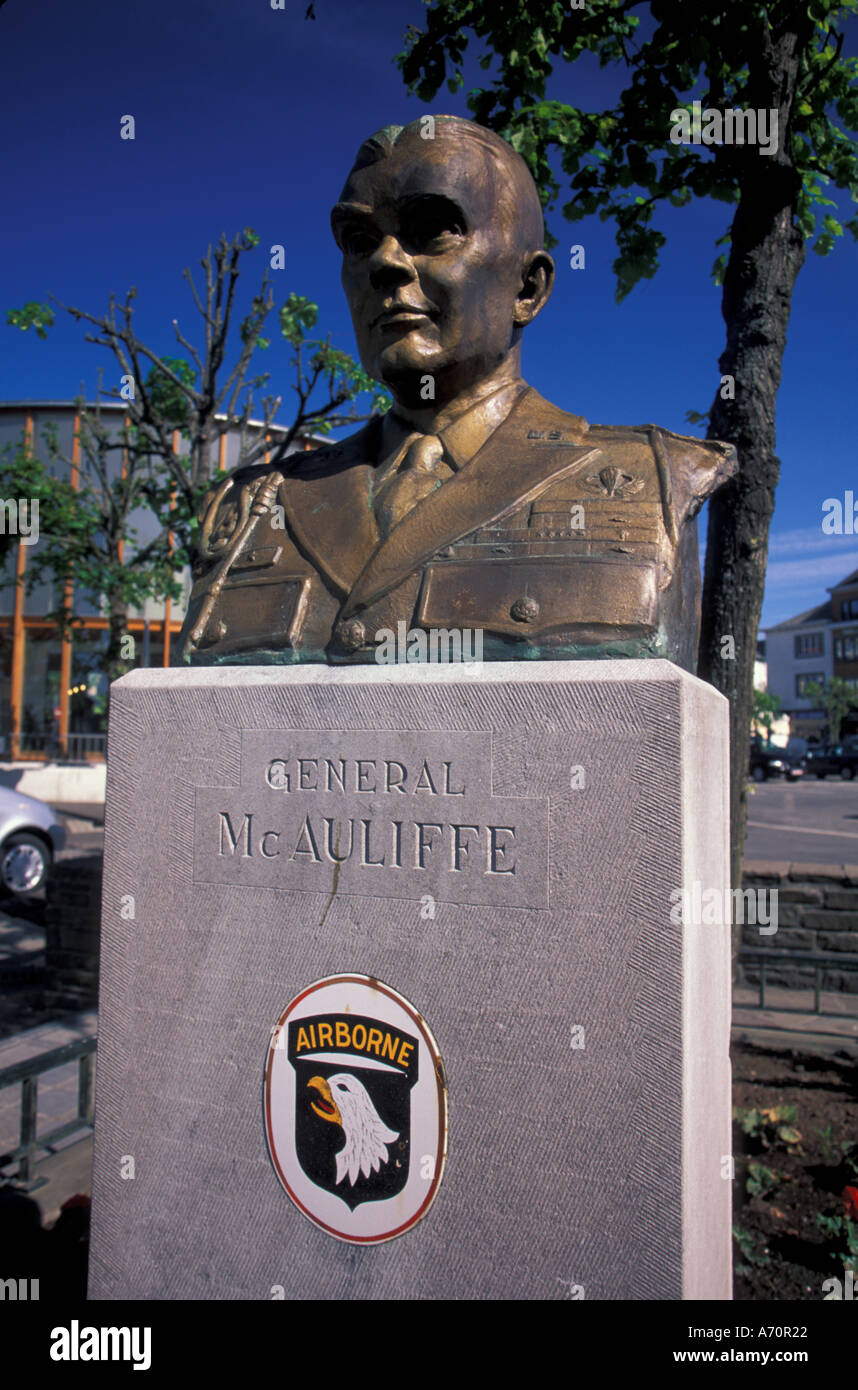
[1,0,856,629]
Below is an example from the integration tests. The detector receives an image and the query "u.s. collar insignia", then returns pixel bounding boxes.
[264,975,448,1243]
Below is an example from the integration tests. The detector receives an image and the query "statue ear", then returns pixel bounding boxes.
[513,251,554,326]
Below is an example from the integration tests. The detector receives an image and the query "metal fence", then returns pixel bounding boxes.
[0,954,852,1189]
[66,733,106,760]
[4,732,106,762]
[738,947,858,1024]
[0,1038,96,1189]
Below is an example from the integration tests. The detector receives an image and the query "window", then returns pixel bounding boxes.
[70,629,109,736]
[841,597,858,620]
[794,632,824,658]
[20,629,62,754]
[796,673,825,698]
[835,631,858,661]
[0,626,12,748]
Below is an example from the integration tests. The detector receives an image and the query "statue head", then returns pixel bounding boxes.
[331,116,555,412]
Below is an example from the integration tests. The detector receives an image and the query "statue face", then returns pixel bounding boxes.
[332,130,536,403]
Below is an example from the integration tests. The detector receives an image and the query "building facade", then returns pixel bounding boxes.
[0,401,317,761]
[764,566,858,741]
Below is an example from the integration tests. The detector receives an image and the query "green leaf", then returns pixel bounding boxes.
[392,0,858,304]
[279,293,319,345]
[145,358,197,428]
[7,302,55,340]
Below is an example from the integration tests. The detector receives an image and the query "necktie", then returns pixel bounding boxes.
[374,434,450,538]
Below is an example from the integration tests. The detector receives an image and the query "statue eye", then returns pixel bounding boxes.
[402,197,466,251]
[342,226,378,256]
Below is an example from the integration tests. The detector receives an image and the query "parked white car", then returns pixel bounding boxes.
[0,786,67,895]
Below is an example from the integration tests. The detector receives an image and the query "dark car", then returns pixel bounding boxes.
[781,746,807,780]
[749,741,804,782]
[804,744,858,780]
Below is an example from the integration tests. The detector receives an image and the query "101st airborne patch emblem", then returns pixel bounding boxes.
[264,975,448,1243]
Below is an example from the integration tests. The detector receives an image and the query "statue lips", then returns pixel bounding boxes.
[372,302,436,333]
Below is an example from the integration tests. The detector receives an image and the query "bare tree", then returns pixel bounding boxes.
[9,228,389,561]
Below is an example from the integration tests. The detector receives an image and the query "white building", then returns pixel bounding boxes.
[763,566,858,741]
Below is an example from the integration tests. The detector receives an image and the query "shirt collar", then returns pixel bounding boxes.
[377,378,528,474]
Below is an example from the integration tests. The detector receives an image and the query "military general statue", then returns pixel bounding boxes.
[179,116,736,671]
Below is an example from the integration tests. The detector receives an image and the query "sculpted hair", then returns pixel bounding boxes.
[346,115,546,252]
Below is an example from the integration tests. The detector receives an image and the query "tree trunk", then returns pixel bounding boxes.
[106,595,129,691]
[698,23,809,903]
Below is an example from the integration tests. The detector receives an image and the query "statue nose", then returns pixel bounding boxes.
[369,235,416,287]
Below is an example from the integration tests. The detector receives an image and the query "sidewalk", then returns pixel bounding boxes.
[0,906,44,966]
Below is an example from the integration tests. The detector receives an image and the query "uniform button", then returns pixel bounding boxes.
[336,618,367,652]
[510,596,539,624]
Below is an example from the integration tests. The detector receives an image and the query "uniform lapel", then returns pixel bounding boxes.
[341,388,602,617]
[279,420,381,597]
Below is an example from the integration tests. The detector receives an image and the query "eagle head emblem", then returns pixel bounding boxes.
[307,1073,400,1187]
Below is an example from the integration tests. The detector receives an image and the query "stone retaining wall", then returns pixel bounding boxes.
[35,855,858,1005]
[739,861,858,994]
[43,854,102,1007]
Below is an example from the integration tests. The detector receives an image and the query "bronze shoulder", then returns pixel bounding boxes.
[581,422,737,536]
[194,464,280,571]
[642,425,738,498]
[193,441,336,554]
[588,420,736,468]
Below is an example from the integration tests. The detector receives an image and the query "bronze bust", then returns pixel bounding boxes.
[179,116,736,672]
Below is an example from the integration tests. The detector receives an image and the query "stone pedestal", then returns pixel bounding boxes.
[89,660,731,1300]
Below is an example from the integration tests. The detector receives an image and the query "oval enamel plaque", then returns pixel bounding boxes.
[264,975,448,1244]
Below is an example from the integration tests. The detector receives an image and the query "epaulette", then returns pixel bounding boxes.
[588,421,735,459]
[587,422,667,442]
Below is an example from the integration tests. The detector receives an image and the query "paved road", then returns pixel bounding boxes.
[745,776,858,864]
[56,811,104,859]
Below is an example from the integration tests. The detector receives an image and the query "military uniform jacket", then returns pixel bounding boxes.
[179,386,737,672]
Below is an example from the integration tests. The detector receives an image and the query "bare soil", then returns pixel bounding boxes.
[732,1039,858,1300]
